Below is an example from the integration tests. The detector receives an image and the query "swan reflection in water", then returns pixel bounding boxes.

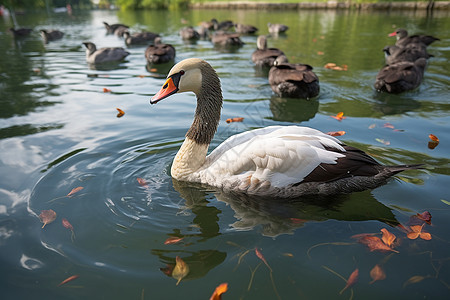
[171,179,399,238]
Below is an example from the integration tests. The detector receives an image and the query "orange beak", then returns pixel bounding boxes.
[388,31,397,37]
[150,77,179,104]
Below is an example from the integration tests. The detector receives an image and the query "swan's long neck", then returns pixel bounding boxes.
[171,64,222,180]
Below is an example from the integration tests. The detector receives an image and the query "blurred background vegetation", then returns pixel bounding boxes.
[1,0,442,11]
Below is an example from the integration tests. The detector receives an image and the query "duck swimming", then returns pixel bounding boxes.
[150,58,421,198]
[83,42,130,64]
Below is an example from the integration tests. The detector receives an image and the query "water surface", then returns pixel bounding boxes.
[0,8,449,299]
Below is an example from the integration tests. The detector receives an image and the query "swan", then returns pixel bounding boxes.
[251,35,285,68]
[374,58,427,93]
[82,42,130,64]
[150,58,421,198]
[388,28,439,47]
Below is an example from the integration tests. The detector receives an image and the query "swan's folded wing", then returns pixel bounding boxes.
[202,126,345,188]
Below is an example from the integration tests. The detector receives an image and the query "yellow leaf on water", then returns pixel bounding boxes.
[172,256,189,285]
[403,275,425,288]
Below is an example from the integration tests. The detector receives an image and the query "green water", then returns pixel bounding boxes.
[0,8,449,299]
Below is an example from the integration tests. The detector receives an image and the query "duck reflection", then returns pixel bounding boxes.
[269,95,319,123]
[373,92,421,115]
[171,179,399,238]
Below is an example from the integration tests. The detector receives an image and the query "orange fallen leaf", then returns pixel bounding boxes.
[428,134,439,142]
[255,247,272,272]
[317,51,324,55]
[116,108,125,118]
[326,131,346,137]
[357,235,399,253]
[39,209,57,228]
[331,112,346,121]
[164,236,184,245]
[369,264,386,284]
[416,211,432,225]
[383,123,395,129]
[58,274,79,286]
[172,256,189,285]
[103,87,111,93]
[137,178,148,187]
[324,63,336,69]
[368,124,376,129]
[209,283,228,300]
[428,141,439,149]
[226,117,244,123]
[138,75,146,78]
[407,224,432,240]
[340,268,359,294]
[67,187,83,197]
[380,228,396,247]
[312,38,317,43]
[62,218,75,241]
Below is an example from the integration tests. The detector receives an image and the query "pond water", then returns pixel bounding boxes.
[0,7,449,300]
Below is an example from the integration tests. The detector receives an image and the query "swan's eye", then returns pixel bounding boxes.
[180,70,185,75]
[163,83,168,89]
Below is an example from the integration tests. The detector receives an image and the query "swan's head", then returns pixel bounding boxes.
[151,58,206,104]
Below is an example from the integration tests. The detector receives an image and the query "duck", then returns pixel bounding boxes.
[150,58,421,198]
[234,23,258,34]
[123,31,160,46]
[251,35,285,68]
[383,43,432,65]
[267,23,289,35]
[179,26,200,41]
[103,22,129,35]
[82,42,130,64]
[9,27,32,37]
[388,28,439,47]
[144,37,176,64]
[211,31,244,47]
[40,29,64,43]
[268,55,320,99]
[374,57,427,93]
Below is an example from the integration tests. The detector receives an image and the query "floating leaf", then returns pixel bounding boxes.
[62,218,75,241]
[428,134,439,142]
[255,247,272,272]
[326,131,346,137]
[403,275,425,288]
[226,117,244,123]
[209,283,228,300]
[441,199,450,206]
[283,253,294,258]
[136,177,148,187]
[317,51,324,55]
[369,264,386,284]
[368,124,376,129]
[116,108,125,118]
[416,211,432,225]
[103,87,111,93]
[380,228,396,247]
[340,268,359,294]
[160,264,174,277]
[375,138,390,145]
[324,63,347,71]
[383,123,395,129]
[428,140,439,150]
[39,209,57,228]
[407,224,432,240]
[172,256,189,285]
[67,187,83,197]
[331,112,346,121]
[357,235,399,253]
[58,274,79,286]
[164,237,184,245]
